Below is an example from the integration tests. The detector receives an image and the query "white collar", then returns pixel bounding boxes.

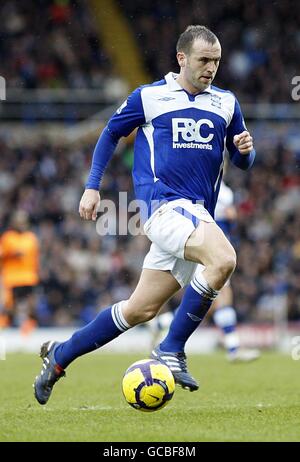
[164,71,213,94]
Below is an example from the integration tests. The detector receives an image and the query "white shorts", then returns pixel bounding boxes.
[143,199,214,287]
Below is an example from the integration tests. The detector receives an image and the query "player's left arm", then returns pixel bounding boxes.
[226,97,255,170]
[233,131,253,155]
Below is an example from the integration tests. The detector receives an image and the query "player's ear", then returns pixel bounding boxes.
[177,51,186,68]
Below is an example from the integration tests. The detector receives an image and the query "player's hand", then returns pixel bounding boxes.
[79,189,100,221]
[233,131,253,155]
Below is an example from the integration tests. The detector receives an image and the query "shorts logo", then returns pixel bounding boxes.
[172,118,214,149]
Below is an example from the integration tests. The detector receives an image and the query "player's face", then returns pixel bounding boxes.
[179,39,221,93]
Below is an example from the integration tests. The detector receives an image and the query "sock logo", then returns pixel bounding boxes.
[187,313,202,322]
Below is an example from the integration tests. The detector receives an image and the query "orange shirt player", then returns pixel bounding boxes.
[0,210,40,334]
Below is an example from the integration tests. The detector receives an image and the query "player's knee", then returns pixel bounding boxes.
[124,300,160,325]
[142,304,160,322]
[216,251,236,283]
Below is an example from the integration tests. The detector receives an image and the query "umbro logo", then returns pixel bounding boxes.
[158,96,176,101]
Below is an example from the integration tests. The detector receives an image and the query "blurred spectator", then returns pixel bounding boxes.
[0,0,112,90]
[1,0,298,102]
[0,210,40,333]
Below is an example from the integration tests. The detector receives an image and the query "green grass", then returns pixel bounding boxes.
[0,352,299,442]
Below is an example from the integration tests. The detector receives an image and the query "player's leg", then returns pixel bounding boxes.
[148,309,176,350]
[14,286,38,336]
[184,221,236,290]
[0,286,14,328]
[53,268,180,368]
[212,284,260,362]
[157,221,236,353]
[33,268,180,404]
[212,283,241,355]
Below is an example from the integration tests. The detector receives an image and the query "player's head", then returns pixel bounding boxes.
[11,210,30,232]
[176,25,221,92]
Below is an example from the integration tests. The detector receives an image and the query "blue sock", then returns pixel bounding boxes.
[54,302,131,368]
[160,273,218,353]
[213,306,239,353]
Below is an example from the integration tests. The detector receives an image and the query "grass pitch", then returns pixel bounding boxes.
[0,352,299,442]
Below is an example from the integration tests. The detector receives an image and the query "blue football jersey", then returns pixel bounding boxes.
[107,72,251,220]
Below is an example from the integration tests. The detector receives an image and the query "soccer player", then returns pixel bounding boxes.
[34,25,255,404]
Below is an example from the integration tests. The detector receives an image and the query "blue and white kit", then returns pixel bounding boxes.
[86,72,255,287]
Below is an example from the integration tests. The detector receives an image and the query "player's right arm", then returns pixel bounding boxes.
[79,189,101,222]
[79,88,146,221]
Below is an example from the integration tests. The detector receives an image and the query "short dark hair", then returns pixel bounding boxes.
[176,25,219,55]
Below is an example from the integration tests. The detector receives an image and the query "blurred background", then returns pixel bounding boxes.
[0,0,299,352]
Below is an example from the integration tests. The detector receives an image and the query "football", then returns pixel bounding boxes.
[122,359,175,412]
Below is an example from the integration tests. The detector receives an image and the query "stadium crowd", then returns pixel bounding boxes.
[2,0,298,104]
[119,0,298,102]
[0,0,113,90]
[0,124,299,327]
